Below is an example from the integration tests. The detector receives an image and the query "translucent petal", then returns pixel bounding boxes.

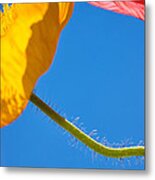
[0,2,74,127]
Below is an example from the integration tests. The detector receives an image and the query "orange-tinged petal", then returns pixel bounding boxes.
[0,2,74,128]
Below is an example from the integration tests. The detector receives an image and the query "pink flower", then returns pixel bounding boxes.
[89,0,145,20]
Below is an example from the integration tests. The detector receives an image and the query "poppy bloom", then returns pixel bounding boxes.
[88,0,145,20]
[0,1,144,128]
[0,3,74,127]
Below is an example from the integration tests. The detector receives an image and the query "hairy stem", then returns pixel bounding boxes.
[30,93,145,158]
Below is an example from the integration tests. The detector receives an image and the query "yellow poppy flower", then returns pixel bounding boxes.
[0,3,74,128]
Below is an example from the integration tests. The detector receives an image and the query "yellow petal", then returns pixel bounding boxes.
[0,3,74,128]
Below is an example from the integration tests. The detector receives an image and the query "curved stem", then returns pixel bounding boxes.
[30,93,145,158]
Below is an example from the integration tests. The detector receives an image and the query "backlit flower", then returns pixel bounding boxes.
[0,3,74,127]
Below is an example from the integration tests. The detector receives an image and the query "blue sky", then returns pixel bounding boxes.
[1,2,144,169]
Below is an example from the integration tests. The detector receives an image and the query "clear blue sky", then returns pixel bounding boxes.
[1,2,144,170]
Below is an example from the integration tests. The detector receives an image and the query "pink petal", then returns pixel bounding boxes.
[88,1,145,20]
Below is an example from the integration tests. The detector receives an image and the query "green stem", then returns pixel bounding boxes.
[30,93,145,158]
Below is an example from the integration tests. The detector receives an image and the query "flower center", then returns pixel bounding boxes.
[0,4,17,37]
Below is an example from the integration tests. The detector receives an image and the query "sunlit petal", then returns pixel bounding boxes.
[0,3,74,127]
